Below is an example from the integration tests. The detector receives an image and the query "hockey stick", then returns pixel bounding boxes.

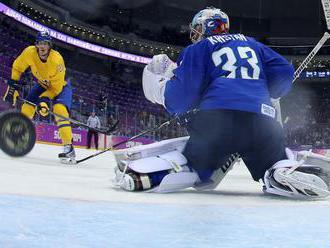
[273,31,330,125]
[75,108,198,164]
[275,0,330,124]
[292,32,330,82]
[19,98,119,135]
[75,118,174,164]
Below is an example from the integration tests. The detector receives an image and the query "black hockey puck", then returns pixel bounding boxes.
[0,111,36,157]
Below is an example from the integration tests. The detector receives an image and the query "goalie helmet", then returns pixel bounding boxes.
[190,7,230,43]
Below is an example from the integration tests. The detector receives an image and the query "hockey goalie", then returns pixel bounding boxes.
[113,7,330,199]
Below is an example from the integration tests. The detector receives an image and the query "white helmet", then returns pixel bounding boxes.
[190,7,230,43]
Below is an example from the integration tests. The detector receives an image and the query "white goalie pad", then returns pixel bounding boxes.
[124,150,188,174]
[113,136,189,163]
[114,163,200,193]
[264,150,330,199]
[113,136,195,192]
[297,150,330,166]
[130,153,240,193]
[147,171,199,193]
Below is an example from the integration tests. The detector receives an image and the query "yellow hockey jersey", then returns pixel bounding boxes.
[11,46,66,99]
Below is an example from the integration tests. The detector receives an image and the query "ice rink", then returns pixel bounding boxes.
[1,143,330,247]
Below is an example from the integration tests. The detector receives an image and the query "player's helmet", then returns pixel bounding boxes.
[190,7,230,43]
[36,30,52,44]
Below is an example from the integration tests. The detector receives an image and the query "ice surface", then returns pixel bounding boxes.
[0,144,330,247]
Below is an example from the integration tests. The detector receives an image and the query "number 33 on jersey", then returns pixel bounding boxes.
[212,46,260,79]
[164,33,294,116]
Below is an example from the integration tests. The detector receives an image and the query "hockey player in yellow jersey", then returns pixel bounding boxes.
[3,30,75,163]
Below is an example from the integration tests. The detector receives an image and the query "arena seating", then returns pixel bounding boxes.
[0,16,184,140]
[0,14,329,146]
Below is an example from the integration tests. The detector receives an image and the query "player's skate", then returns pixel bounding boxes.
[58,144,76,164]
[114,166,151,191]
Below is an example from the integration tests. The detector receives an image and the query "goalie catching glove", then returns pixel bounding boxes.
[146,54,177,79]
[142,54,177,106]
[3,79,20,106]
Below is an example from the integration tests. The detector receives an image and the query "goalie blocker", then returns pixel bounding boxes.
[113,138,330,199]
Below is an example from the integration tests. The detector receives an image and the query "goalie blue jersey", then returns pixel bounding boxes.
[164,34,294,117]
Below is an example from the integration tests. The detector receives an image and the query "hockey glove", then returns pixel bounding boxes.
[37,98,50,117]
[147,54,177,78]
[142,66,168,106]
[3,79,20,106]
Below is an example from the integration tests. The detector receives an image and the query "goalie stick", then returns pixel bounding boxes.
[75,109,198,164]
[75,118,174,164]
[274,31,330,124]
[292,0,330,81]
[292,32,330,83]
[275,0,330,124]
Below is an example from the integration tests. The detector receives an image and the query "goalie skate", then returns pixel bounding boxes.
[114,166,153,191]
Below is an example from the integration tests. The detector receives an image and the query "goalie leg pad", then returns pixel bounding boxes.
[113,148,192,192]
[274,167,329,197]
[264,154,330,199]
[121,150,187,174]
[147,171,199,193]
[297,150,330,168]
[113,136,189,163]
[115,169,199,193]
